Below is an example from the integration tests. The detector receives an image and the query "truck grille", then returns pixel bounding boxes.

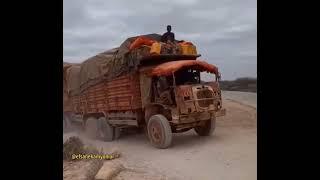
[196,89,214,107]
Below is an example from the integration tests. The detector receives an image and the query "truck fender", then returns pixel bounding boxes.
[144,103,168,124]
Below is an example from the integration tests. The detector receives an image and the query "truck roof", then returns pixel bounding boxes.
[149,60,219,76]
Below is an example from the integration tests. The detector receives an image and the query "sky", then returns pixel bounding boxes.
[63,0,256,80]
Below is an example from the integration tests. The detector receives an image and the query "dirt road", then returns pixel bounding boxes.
[64,91,257,180]
[222,91,257,108]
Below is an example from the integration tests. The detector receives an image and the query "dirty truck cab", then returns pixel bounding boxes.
[140,60,226,148]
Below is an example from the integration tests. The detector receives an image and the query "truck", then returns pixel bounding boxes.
[63,34,226,148]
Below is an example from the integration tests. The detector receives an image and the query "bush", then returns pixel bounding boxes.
[63,136,120,161]
[63,136,85,161]
[218,77,257,92]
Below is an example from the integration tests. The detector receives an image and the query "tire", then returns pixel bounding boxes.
[97,117,114,142]
[63,113,72,131]
[147,114,172,149]
[114,127,121,140]
[85,117,99,139]
[63,116,66,130]
[194,118,216,136]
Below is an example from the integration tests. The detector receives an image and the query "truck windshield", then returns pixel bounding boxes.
[201,72,218,82]
[175,69,200,85]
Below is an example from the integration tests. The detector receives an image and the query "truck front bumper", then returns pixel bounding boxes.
[214,108,226,117]
[173,108,226,124]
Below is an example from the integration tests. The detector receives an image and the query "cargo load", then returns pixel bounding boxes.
[179,41,197,55]
[65,34,200,96]
[150,42,161,55]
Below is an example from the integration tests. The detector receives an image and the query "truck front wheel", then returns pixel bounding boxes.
[194,118,216,136]
[147,114,172,149]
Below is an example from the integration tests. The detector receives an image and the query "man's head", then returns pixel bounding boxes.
[167,25,172,32]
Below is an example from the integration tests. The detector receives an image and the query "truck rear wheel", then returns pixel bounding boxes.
[114,127,121,140]
[147,114,172,149]
[85,117,100,139]
[63,113,72,132]
[63,116,67,131]
[194,118,216,136]
[97,117,114,142]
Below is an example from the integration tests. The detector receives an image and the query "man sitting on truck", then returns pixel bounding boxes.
[161,25,182,54]
[161,25,175,43]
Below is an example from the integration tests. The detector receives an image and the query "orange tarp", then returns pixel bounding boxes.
[178,41,194,46]
[149,60,219,76]
[129,36,155,51]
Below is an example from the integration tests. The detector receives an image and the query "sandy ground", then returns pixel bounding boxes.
[64,91,257,180]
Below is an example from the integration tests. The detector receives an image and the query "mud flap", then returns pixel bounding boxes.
[215,108,226,117]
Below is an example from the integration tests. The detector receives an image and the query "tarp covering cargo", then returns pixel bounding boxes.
[63,62,80,84]
[64,33,198,96]
[65,65,81,95]
[63,62,81,111]
[74,34,164,95]
[63,63,81,91]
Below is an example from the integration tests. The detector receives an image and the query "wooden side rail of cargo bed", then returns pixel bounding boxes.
[108,120,138,126]
[71,72,142,114]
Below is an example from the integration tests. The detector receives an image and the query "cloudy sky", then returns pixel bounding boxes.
[63,0,256,80]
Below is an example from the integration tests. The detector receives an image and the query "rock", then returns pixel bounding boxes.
[63,136,85,161]
[95,161,124,180]
[113,170,167,180]
[110,148,121,159]
[63,160,103,180]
